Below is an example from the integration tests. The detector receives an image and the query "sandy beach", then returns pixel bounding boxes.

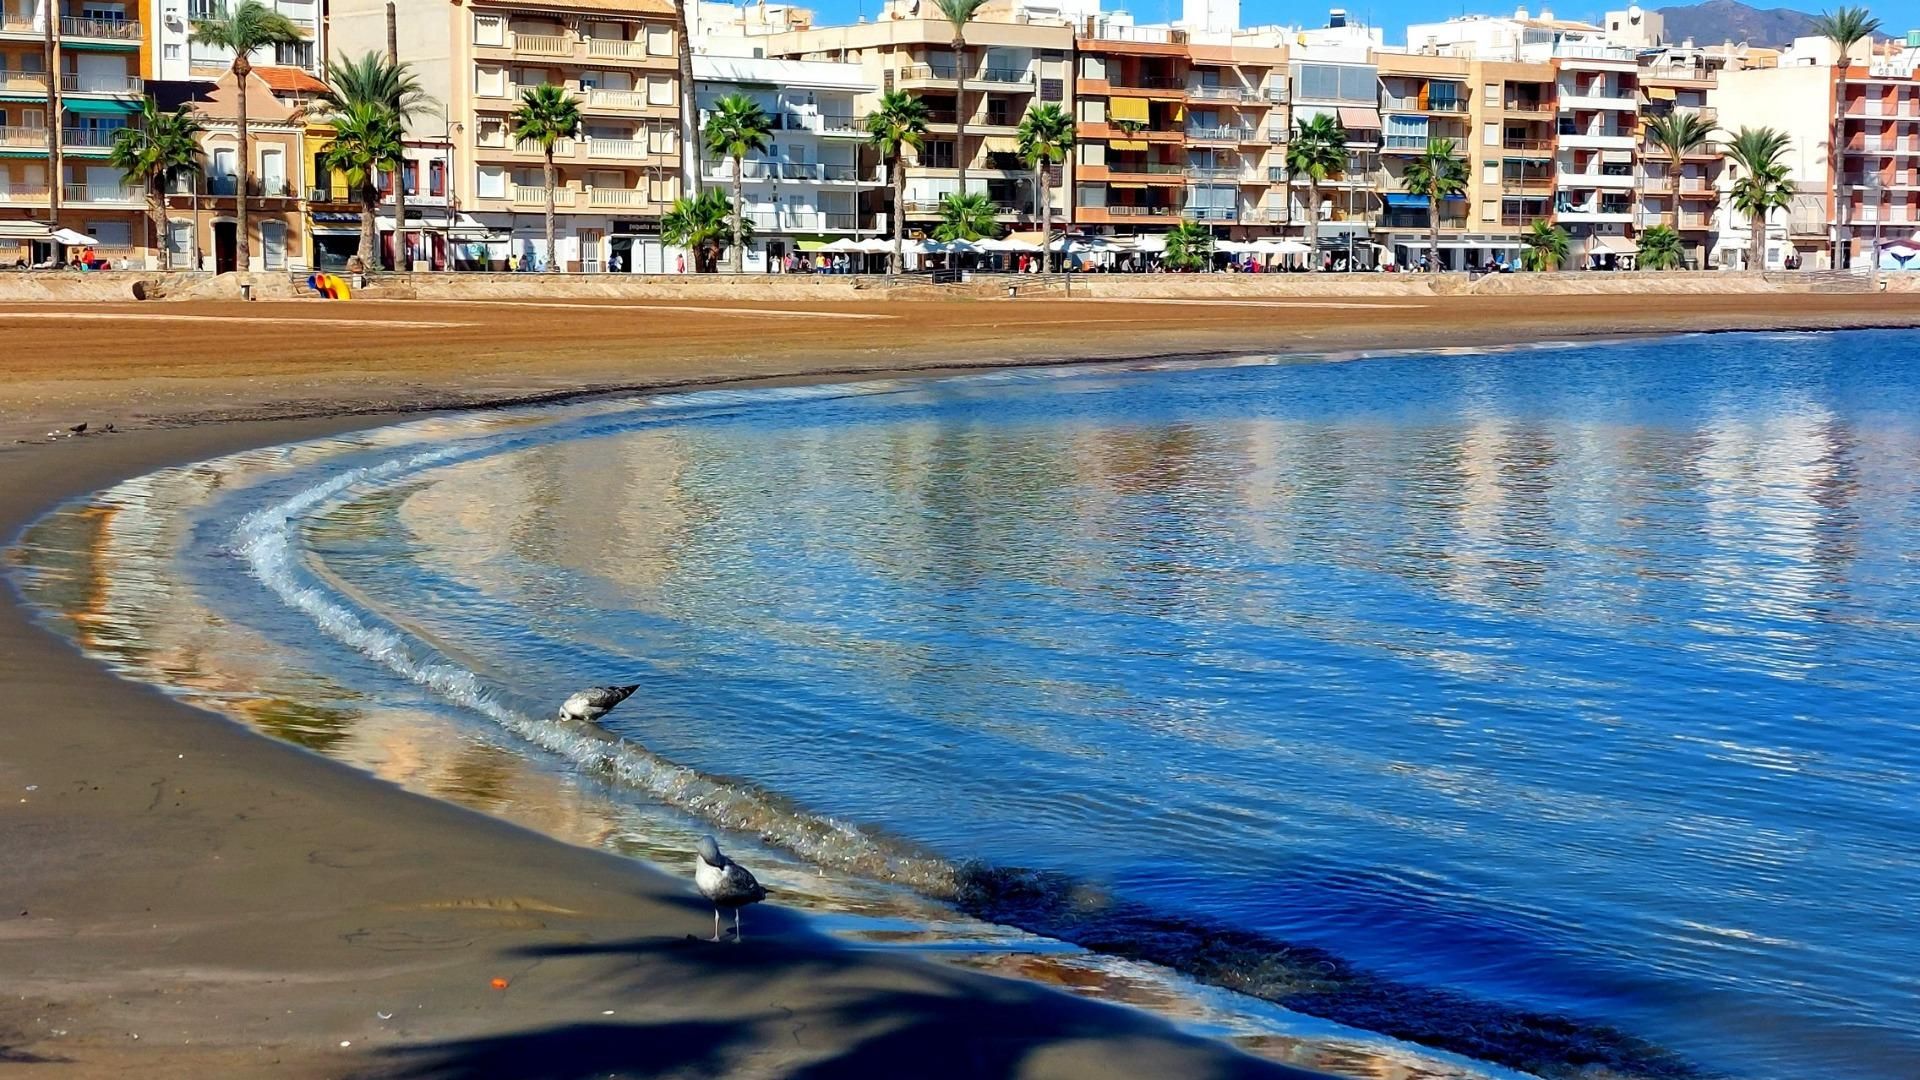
[3,290,1917,1078]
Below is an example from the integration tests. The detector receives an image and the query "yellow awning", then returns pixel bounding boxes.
[1108,97,1150,123]
[1647,86,1676,100]
[1108,139,1148,151]
[1107,182,1148,189]
[1173,104,1186,122]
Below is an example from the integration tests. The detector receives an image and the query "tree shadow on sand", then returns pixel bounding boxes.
[359,933,1301,1080]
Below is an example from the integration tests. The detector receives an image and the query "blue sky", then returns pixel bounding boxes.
[799,0,1849,42]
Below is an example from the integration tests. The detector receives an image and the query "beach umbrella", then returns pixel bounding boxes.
[1255,239,1312,256]
[51,228,97,246]
[854,237,894,254]
[822,237,861,252]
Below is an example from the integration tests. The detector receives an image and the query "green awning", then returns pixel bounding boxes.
[0,147,51,157]
[59,40,140,51]
[64,98,138,115]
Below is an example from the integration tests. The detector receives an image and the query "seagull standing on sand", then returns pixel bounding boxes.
[557,684,639,723]
[694,835,767,943]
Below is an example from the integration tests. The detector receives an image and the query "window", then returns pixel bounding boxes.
[429,160,446,197]
[476,166,506,199]
[1483,159,1498,185]
[474,14,505,46]
[923,140,956,168]
[260,220,286,269]
[274,41,313,68]
[475,65,507,97]
[1481,199,1496,221]
[1483,82,1498,100]
[646,76,673,106]
[163,43,181,60]
[1077,141,1103,166]
[311,152,331,199]
[1040,77,1063,102]
[477,118,505,146]
[1077,98,1105,124]
[1483,121,1499,146]
[166,219,193,267]
[402,161,418,195]
[646,24,673,55]
[647,124,676,155]
[648,171,679,202]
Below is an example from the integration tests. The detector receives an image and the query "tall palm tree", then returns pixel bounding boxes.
[1288,113,1347,270]
[1520,218,1569,271]
[510,84,583,273]
[1813,6,1881,266]
[189,1,302,272]
[108,98,205,268]
[1644,110,1716,229]
[1726,125,1796,272]
[933,191,999,241]
[671,0,699,196]
[660,188,740,272]
[867,90,931,275]
[322,51,430,270]
[1636,223,1686,270]
[1163,218,1213,271]
[1400,138,1468,272]
[1017,103,1073,270]
[702,93,772,273]
[321,100,403,273]
[934,0,988,196]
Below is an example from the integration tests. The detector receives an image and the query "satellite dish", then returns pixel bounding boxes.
[1627,4,1642,21]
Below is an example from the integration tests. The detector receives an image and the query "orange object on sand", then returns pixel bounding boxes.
[490,977,509,990]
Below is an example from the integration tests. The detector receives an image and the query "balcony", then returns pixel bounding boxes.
[1555,205,1634,223]
[1558,170,1637,190]
[1503,137,1555,153]
[1503,99,1556,115]
[60,72,142,95]
[900,63,1035,88]
[706,161,878,184]
[0,124,50,149]
[585,37,650,61]
[1557,128,1637,150]
[1501,177,1554,193]
[1187,84,1257,102]
[60,16,141,43]
[0,183,48,204]
[61,126,125,150]
[1105,161,1187,178]
[515,135,576,157]
[587,187,650,208]
[1383,96,1469,114]
[1558,92,1638,111]
[512,184,577,207]
[512,32,573,58]
[64,181,141,205]
[1268,125,1289,144]
[976,65,1037,88]
[1186,125,1255,143]
[743,209,864,232]
[1081,24,1187,46]
[586,137,659,161]
[0,71,48,94]
[586,88,654,112]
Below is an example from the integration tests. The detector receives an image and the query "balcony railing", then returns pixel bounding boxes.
[516,136,576,155]
[587,187,649,207]
[1109,74,1185,91]
[1383,96,1468,114]
[511,32,570,56]
[707,161,874,183]
[60,16,141,40]
[1503,137,1554,152]
[60,72,142,94]
[1107,161,1187,175]
[1187,84,1255,101]
[743,209,863,230]
[0,124,51,147]
[0,184,50,203]
[61,126,125,148]
[586,37,651,60]
[0,72,48,94]
[1268,126,1289,143]
[1187,125,1254,142]
[587,88,652,110]
[512,184,576,206]
[1501,177,1554,192]
[65,181,139,203]
[1098,204,1177,216]
[1083,24,1187,45]
[977,66,1035,85]
[586,137,653,160]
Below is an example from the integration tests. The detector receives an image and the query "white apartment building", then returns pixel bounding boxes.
[152,0,324,82]
[693,54,882,270]
[1289,15,1384,265]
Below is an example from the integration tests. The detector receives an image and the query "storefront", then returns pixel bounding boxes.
[308,210,362,272]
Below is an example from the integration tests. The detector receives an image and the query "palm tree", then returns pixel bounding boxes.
[933,191,999,241]
[1813,6,1881,266]
[1636,224,1686,270]
[1017,103,1073,271]
[108,99,205,267]
[322,51,430,270]
[1163,218,1214,271]
[1726,125,1796,272]
[321,100,403,273]
[1520,218,1569,271]
[1400,138,1468,272]
[660,188,741,272]
[1644,110,1716,230]
[933,0,988,196]
[1288,113,1347,270]
[671,0,699,196]
[189,1,302,272]
[510,84,583,273]
[702,93,773,273]
[867,90,931,275]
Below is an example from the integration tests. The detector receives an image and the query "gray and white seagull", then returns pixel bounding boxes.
[557,683,640,723]
[694,835,768,943]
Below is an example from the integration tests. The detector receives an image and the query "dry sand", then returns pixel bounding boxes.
[2,292,1917,1078]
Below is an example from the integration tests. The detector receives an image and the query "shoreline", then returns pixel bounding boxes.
[3,301,1914,1077]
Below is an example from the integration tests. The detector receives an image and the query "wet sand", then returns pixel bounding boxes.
[2,293,1916,1077]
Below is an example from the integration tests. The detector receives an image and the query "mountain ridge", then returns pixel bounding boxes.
[1653,0,1821,47]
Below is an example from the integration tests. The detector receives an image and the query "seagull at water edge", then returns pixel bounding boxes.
[556,683,640,723]
[694,835,767,943]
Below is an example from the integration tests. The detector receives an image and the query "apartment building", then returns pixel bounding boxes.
[1635,46,1722,267]
[766,5,1073,236]
[1289,25,1381,267]
[1186,36,1288,236]
[1072,18,1187,233]
[1712,61,1832,270]
[1837,40,1920,266]
[1552,37,1639,265]
[150,0,324,84]
[693,54,882,270]
[0,0,148,265]
[331,0,684,273]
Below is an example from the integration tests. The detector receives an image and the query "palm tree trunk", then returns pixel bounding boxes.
[1307,179,1320,271]
[234,58,251,272]
[890,155,903,276]
[953,35,969,200]
[1428,186,1440,273]
[1751,206,1766,273]
[1668,147,1682,230]
[543,151,557,272]
[674,0,698,197]
[359,179,378,270]
[730,153,744,273]
[1039,167,1051,273]
[1832,63,1844,269]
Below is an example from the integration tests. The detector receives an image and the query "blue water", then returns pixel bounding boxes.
[24,331,1920,1079]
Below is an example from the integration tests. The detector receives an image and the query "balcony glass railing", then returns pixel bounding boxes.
[60,15,141,40]
[61,72,143,94]
[61,126,125,148]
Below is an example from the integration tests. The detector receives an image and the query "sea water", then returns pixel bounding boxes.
[12,330,1920,1080]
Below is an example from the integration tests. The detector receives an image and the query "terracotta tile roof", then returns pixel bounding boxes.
[256,66,331,96]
